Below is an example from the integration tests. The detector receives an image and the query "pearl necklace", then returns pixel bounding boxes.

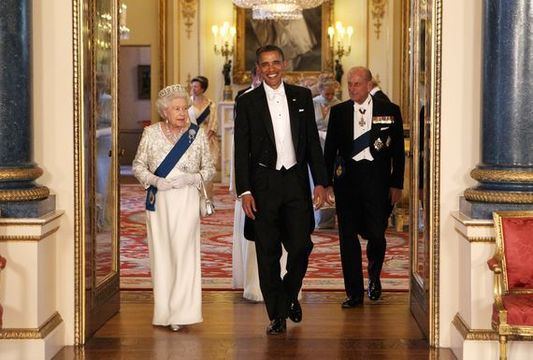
[163,122,186,144]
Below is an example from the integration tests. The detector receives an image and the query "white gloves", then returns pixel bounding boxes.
[146,174,173,191]
[171,173,201,189]
[146,173,201,191]
[156,177,174,191]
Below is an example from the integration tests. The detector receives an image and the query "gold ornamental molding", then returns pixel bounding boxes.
[466,236,495,243]
[181,0,197,39]
[464,188,533,204]
[0,227,59,242]
[0,186,49,202]
[0,312,63,339]
[452,313,498,341]
[0,167,43,181]
[371,0,387,39]
[471,168,533,183]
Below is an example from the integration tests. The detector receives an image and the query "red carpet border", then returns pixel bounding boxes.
[120,183,409,290]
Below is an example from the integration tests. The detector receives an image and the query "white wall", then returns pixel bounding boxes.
[119,46,152,129]
[32,0,75,345]
[198,0,235,102]
[121,0,160,122]
[439,0,483,347]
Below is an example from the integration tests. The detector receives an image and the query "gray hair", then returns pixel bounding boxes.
[347,66,373,82]
[156,84,191,119]
[318,78,339,92]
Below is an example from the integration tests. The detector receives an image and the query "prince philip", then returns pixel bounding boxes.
[324,66,405,308]
[234,45,328,335]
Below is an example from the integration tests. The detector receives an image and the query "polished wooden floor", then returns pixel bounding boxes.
[55,291,456,359]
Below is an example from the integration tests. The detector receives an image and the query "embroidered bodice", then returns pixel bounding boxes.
[132,122,216,188]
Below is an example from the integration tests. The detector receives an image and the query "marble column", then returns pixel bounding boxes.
[461,0,533,219]
[0,0,54,217]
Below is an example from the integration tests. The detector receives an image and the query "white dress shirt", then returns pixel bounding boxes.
[264,82,297,170]
[352,95,374,161]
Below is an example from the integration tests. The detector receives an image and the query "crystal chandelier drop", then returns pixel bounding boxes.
[233,0,325,20]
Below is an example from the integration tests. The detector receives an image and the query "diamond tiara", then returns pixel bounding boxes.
[158,84,188,98]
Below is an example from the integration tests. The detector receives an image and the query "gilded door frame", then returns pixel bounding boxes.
[73,0,121,344]
[406,0,442,347]
[71,0,443,347]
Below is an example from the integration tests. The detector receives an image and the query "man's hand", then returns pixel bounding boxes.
[389,187,402,206]
[325,186,335,206]
[241,194,257,220]
[313,185,327,209]
[208,130,216,140]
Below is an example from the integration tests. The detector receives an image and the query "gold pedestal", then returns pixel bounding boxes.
[393,207,409,232]
[223,85,233,101]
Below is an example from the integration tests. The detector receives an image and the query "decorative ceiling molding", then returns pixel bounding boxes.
[371,0,387,39]
[181,0,197,39]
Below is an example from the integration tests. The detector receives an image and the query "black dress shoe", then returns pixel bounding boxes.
[368,279,382,301]
[341,296,363,308]
[266,318,287,335]
[288,299,302,323]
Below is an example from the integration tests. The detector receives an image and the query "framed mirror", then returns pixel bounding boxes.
[74,0,120,344]
[408,0,441,345]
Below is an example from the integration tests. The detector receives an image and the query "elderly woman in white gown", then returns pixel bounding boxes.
[312,77,341,229]
[132,84,215,332]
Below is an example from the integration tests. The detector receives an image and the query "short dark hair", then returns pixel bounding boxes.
[255,44,285,64]
[191,75,209,91]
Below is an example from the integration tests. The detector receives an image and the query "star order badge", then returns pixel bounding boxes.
[334,155,345,179]
[188,128,197,143]
[374,138,384,151]
[335,164,344,177]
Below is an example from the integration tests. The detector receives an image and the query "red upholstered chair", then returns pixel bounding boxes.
[487,211,533,360]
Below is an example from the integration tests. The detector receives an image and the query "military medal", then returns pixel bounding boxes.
[358,108,366,127]
[374,138,384,151]
[336,164,344,177]
[386,136,392,147]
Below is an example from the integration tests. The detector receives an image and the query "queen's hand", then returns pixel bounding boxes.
[171,173,201,189]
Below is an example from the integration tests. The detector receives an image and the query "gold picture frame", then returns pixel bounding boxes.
[233,2,334,85]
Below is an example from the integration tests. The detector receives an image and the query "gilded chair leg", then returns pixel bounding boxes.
[499,335,507,360]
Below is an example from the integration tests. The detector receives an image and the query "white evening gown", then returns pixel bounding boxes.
[133,123,215,326]
[147,173,203,325]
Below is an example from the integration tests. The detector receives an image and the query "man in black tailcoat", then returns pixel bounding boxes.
[370,78,391,103]
[234,45,328,334]
[324,66,405,308]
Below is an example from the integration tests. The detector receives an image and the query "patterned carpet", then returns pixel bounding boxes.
[120,183,409,291]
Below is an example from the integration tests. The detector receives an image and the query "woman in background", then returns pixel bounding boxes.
[190,76,218,197]
[312,76,341,229]
[132,84,215,332]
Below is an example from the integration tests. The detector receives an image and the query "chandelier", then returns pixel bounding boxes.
[232,0,325,20]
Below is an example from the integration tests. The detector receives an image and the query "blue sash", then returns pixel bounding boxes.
[351,131,371,157]
[195,103,211,125]
[145,123,200,211]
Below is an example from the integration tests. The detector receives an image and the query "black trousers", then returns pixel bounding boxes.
[334,160,391,298]
[252,165,313,320]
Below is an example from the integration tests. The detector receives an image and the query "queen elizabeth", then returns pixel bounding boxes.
[132,84,215,332]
